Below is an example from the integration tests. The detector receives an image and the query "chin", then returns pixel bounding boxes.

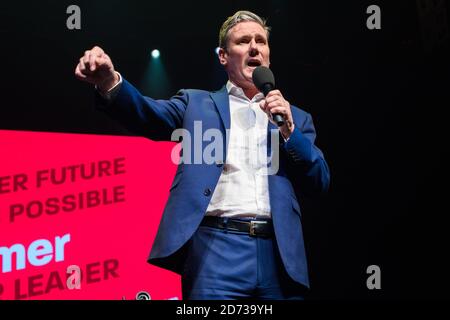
[244,70,254,79]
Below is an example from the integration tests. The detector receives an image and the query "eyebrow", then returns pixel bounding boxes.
[234,34,267,42]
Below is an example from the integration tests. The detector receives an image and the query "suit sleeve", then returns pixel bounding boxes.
[283,112,330,195]
[95,78,187,141]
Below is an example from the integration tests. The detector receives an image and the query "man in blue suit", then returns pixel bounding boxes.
[75,10,330,299]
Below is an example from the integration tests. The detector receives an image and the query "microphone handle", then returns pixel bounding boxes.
[262,83,285,127]
[273,114,285,127]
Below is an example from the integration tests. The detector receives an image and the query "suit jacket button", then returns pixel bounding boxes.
[204,188,211,196]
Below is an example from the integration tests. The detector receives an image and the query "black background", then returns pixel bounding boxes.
[1,0,449,299]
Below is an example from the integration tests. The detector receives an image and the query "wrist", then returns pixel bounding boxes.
[98,72,119,93]
[280,123,295,141]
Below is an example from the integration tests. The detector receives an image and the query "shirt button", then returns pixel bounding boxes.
[204,188,212,197]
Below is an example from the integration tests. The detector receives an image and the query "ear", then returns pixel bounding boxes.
[218,48,227,67]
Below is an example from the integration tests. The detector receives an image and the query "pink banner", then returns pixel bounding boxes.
[0,130,181,300]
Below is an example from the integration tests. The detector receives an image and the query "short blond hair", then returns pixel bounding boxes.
[219,10,271,50]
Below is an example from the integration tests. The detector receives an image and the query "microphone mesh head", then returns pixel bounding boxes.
[252,66,275,91]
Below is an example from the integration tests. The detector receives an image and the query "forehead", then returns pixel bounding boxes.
[228,21,267,39]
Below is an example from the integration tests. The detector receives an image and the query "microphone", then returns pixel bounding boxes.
[252,66,285,126]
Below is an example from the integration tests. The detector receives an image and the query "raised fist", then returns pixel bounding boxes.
[75,46,119,93]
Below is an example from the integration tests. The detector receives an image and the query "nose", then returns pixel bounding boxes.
[249,40,259,56]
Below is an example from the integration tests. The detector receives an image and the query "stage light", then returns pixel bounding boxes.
[215,47,220,55]
[141,49,172,98]
[151,49,160,59]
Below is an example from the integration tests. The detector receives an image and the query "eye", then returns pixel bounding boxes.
[256,37,267,44]
[237,37,250,44]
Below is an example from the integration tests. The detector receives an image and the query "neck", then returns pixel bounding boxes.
[230,80,260,100]
[242,87,260,100]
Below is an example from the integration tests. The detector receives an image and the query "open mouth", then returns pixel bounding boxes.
[247,60,262,67]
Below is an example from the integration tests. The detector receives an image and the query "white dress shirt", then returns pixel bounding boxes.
[205,81,271,219]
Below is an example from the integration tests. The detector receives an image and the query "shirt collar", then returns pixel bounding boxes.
[226,81,264,102]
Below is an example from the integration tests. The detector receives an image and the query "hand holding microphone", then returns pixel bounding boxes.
[253,66,295,138]
[252,66,284,126]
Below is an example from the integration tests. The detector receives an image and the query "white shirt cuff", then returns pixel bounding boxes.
[96,72,122,100]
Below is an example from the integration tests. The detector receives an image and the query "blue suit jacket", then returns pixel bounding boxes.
[97,79,330,288]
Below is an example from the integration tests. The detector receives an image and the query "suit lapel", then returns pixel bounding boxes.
[210,86,230,163]
[210,86,230,131]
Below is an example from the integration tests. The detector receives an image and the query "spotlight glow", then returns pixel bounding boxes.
[215,47,220,55]
[151,49,160,59]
